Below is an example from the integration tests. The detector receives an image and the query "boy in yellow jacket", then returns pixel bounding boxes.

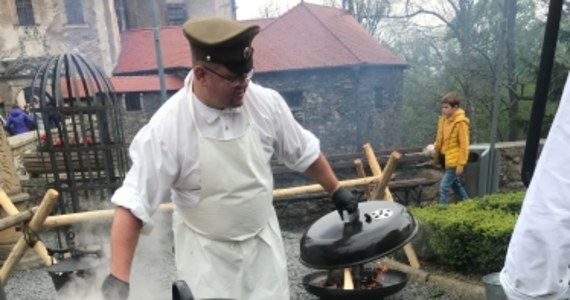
[433,92,470,204]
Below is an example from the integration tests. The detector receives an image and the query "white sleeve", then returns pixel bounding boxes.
[270,89,320,172]
[500,73,570,300]
[111,124,178,225]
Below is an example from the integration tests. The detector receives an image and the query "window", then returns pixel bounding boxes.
[65,0,85,24]
[374,86,386,110]
[280,90,304,108]
[15,0,35,26]
[124,93,142,111]
[167,3,186,26]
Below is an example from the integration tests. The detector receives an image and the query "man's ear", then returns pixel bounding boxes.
[193,66,207,85]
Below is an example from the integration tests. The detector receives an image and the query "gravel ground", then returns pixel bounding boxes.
[3,214,455,300]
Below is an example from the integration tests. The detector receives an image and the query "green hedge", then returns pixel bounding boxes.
[406,192,525,274]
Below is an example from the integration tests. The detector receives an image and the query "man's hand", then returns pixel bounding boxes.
[456,166,464,176]
[102,274,129,300]
[331,187,359,220]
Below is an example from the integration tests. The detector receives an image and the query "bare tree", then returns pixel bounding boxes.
[325,0,392,38]
[384,0,493,141]
[257,1,282,18]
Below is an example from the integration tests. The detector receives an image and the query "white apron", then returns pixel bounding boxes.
[500,74,570,299]
[172,87,289,300]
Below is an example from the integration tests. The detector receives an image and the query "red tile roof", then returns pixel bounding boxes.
[110,75,184,93]
[114,26,191,74]
[253,4,405,72]
[58,75,183,98]
[113,3,405,75]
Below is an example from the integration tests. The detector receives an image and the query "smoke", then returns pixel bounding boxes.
[47,207,176,300]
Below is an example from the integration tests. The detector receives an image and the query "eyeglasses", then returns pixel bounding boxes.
[202,65,254,87]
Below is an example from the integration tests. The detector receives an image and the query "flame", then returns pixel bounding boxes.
[343,268,354,290]
[376,261,389,282]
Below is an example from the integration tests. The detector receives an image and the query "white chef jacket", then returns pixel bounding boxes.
[500,73,570,299]
[111,72,320,225]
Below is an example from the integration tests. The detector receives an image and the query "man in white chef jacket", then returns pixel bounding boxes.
[500,74,570,299]
[101,17,359,300]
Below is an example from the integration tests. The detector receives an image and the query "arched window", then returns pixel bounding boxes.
[15,0,35,26]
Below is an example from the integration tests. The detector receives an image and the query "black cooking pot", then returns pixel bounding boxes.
[46,255,102,291]
[300,201,418,269]
[302,269,408,300]
[172,280,234,300]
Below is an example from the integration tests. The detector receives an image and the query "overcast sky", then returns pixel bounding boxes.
[235,0,325,20]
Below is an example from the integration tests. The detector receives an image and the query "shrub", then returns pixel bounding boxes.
[407,192,524,274]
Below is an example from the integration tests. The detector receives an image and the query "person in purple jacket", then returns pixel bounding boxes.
[3,104,36,136]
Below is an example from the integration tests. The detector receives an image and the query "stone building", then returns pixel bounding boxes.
[0,0,121,115]
[112,3,407,154]
[115,0,235,30]
[0,0,232,117]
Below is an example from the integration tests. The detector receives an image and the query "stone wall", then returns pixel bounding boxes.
[496,140,544,193]
[253,66,405,154]
[7,131,37,179]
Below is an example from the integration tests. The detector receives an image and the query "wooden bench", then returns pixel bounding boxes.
[387,177,439,205]
[271,147,429,175]
[22,152,108,178]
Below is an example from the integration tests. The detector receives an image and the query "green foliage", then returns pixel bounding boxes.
[408,192,525,274]
[376,0,570,146]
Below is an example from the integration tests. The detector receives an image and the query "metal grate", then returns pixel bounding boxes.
[29,53,129,215]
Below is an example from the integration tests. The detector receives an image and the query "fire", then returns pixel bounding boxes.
[343,268,354,290]
[376,261,389,282]
[321,262,389,290]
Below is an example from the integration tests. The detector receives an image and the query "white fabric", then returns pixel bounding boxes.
[177,89,274,241]
[500,73,570,299]
[111,71,320,225]
[171,83,288,299]
[173,210,289,300]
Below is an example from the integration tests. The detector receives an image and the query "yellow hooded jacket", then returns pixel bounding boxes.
[433,108,470,172]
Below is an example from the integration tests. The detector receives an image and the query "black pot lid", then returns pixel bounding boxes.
[300,201,418,269]
[46,256,101,274]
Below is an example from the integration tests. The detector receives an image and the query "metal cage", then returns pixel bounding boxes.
[29,53,129,215]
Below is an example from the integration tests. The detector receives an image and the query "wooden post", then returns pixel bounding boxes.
[353,159,370,199]
[0,189,58,284]
[363,144,394,200]
[0,207,35,232]
[369,152,401,200]
[0,189,53,266]
[362,143,421,269]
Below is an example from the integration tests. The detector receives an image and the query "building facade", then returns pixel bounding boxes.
[115,0,235,30]
[112,3,407,153]
[0,0,121,113]
[0,0,233,116]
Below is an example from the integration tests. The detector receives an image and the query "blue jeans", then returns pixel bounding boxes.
[439,168,469,204]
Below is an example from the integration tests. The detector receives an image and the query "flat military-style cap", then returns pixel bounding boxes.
[183,17,260,76]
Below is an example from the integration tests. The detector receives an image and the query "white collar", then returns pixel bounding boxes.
[186,71,242,124]
[192,95,241,124]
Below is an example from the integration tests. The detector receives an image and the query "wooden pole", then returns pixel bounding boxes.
[0,189,58,284]
[362,143,421,269]
[0,189,53,266]
[369,151,401,200]
[0,207,35,232]
[43,175,383,229]
[272,175,380,199]
[363,144,394,200]
[353,159,371,199]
